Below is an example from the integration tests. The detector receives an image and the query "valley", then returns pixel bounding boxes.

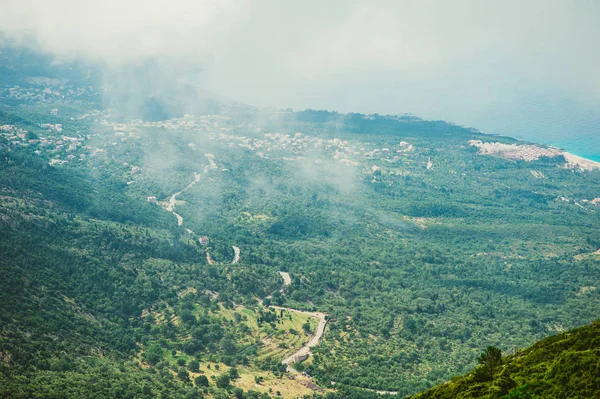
[1,52,600,399]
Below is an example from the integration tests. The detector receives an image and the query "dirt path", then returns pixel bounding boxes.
[174,212,183,226]
[268,271,327,366]
[276,307,327,366]
[206,252,215,265]
[254,271,327,367]
[279,271,291,286]
[162,172,201,226]
[330,381,398,395]
[161,170,327,371]
[232,246,240,264]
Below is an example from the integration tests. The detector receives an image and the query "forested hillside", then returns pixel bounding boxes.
[410,320,600,399]
[1,47,599,398]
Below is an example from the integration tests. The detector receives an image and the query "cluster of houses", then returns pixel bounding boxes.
[99,112,418,173]
[207,128,416,170]
[97,112,426,185]
[102,114,226,132]
[468,140,563,162]
[0,123,88,166]
[0,83,96,104]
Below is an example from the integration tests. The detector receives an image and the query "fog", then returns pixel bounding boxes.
[2,0,599,145]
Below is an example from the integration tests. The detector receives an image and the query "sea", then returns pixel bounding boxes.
[475,106,600,163]
[523,131,600,163]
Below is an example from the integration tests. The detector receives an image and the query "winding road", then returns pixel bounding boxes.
[270,272,327,367]
[159,167,328,370]
[279,307,327,366]
[154,155,403,395]
[163,172,201,227]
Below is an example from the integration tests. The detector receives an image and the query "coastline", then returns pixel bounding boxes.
[561,151,600,171]
[462,120,600,170]
[470,134,600,171]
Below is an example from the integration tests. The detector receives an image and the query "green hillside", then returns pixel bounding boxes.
[1,48,600,398]
[411,320,600,399]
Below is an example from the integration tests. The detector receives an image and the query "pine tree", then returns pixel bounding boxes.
[478,346,502,380]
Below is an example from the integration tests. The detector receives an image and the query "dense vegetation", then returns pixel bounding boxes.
[411,320,600,399]
[163,113,600,395]
[1,47,599,398]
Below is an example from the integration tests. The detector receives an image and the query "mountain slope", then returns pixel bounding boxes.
[2,46,600,398]
[411,320,600,399]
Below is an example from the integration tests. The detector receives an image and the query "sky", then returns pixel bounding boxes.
[1,0,599,153]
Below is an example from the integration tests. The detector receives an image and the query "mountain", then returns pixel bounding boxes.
[1,45,600,399]
[410,320,600,399]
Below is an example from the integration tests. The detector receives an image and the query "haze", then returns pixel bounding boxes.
[2,0,599,146]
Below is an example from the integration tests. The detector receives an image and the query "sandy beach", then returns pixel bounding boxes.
[469,139,600,171]
[563,152,600,171]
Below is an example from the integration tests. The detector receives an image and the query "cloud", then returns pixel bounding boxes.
[1,0,245,64]
[1,0,599,144]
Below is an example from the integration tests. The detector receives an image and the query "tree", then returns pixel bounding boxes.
[495,367,517,396]
[380,326,391,339]
[216,374,230,388]
[504,384,539,399]
[180,310,196,325]
[478,346,502,380]
[194,375,209,387]
[177,367,190,382]
[228,367,239,379]
[234,312,242,323]
[143,343,164,366]
[302,322,311,333]
[220,334,237,356]
[26,131,39,140]
[188,359,200,372]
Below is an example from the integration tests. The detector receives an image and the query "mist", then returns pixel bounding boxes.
[2,0,599,148]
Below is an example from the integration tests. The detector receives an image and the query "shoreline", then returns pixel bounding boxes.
[476,132,600,170]
[468,122,600,170]
[562,151,600,164]
[469,138,600,171]
[560,151,600,171]
[513,137,600,169]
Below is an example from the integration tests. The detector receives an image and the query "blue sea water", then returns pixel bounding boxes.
[474,96,600,163]
[521,132,600,163]
[473,123,600,163]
